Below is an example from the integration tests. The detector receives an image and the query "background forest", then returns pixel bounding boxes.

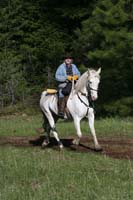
[0,0,132,117]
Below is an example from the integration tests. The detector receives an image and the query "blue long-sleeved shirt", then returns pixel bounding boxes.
[55,63,80,82]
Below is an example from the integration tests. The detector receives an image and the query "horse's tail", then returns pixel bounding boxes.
[40,90,58,116]
[41,90,47,97]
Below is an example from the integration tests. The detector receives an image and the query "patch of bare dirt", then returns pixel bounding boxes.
[0,135,133,160]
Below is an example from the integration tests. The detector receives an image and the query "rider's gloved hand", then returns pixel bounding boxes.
[73,75,78,80]
[67,75,73,81]
[67,75,78,81]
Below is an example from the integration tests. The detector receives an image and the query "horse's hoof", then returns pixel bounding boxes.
[41,140,49,148]
[72,139,80,145]
[59,144,64,149]
[95,144,102,152]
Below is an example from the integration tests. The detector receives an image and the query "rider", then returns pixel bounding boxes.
[55,53,80,118]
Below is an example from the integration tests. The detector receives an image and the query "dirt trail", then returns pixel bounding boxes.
[0,135,133,160]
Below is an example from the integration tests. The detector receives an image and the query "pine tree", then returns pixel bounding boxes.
[74,0,133,101]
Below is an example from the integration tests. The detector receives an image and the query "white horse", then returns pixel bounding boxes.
[40,68,102,150]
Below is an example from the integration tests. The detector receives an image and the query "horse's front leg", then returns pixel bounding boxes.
[88,108,102,151]
[72,117,82,145]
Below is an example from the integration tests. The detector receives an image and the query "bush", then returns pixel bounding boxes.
[103,97,133,117]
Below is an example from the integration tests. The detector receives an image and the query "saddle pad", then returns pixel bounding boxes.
[46,89,57,94]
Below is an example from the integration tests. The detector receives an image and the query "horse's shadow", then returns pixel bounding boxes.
[29,136,100,153]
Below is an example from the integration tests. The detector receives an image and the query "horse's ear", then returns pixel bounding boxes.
[87,68,90,75]
[97,67,101,74]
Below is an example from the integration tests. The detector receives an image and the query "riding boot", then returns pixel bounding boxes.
[58,97,65,118]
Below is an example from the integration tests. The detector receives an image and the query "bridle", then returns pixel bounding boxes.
[87,81,98,92]
[77,80,98,111]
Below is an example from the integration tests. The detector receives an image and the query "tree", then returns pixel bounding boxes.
[0,0,66,95]
[74,0,133,102]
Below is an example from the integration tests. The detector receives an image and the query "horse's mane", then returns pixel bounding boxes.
[74,68,100,94]
[74,71,89,93]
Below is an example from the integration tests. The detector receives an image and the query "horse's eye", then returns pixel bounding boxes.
[89,81,92,84]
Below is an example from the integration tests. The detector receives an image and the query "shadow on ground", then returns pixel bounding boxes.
[0,135,133,160]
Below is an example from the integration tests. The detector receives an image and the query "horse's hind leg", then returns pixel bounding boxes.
[42,114,51,147]
[43,111,63,149]
[51,127,63,149]
[88,108,102,151]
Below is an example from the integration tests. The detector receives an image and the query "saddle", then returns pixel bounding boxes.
[46,89,57,94]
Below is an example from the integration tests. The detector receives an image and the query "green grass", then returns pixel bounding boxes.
[0,114,42,136]
[57,117,133,138]
[0,146,133,200]
[0,114,133,138]
[0,115,133,200]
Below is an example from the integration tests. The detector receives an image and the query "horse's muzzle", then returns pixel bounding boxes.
[91,95,98,101]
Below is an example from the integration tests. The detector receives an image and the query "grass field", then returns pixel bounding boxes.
[0,114,133,137]
[0,114,133,200]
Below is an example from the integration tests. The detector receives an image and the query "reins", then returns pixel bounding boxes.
[74,71,100,115]
[77,93,89,116]
[77,92,95,117]
[77,93,89,108]
[77,82,96,115]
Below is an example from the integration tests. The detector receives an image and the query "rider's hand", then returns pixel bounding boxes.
[67,76,73,81]
[67,75,78,81]
[73,75,78,80]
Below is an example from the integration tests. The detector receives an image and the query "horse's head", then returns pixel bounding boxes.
[87,68,101,101]
[74,67,101,101]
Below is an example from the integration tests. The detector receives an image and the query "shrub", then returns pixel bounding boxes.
[103,97,133,117]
